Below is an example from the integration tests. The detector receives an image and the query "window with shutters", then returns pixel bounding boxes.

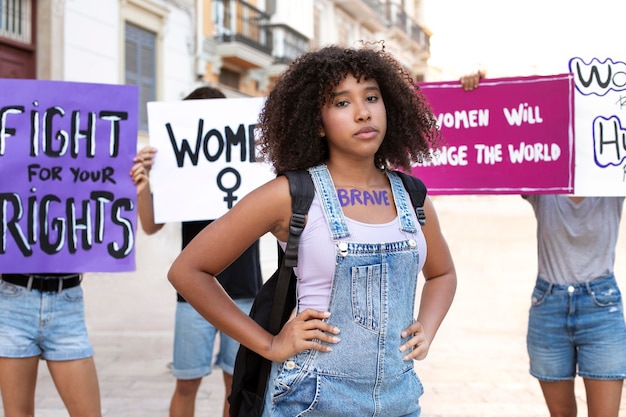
[125,22,156,132]
[0,0,32,44]
[219,67,240,90]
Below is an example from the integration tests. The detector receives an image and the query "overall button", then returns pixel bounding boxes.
[337,242,348,257]
[408,239,417,248]
[567,285,575,293]
[285,360,296,370]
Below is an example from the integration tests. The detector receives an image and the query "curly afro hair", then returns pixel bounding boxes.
[257,42,441,174]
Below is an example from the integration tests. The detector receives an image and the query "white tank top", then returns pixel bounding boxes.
[279,189,427,312]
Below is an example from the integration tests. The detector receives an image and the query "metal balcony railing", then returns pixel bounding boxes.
[213,0,273,55]
[363,0,386,18]
[387,3,429,50]
[267,23,309,65]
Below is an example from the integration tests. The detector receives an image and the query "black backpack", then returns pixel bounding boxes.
[229,169,427,417]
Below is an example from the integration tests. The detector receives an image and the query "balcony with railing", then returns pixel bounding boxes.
[333,0,388,31]
[267,23,309,65]
[211,0,310,70]
[212,0,274,69]
[387,3,430,51]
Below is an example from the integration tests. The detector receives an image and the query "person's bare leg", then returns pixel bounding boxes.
[539,379,577,417]
[584,378,623,417]
[222,371,233,417]
[0,356,39,417]
[170,377,202,417]
[48,357,101,417]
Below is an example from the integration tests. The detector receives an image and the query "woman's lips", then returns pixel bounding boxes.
[354,126,378,139]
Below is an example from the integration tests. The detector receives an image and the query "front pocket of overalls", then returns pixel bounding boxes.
[273,360,318,413]
[351,263,382,331]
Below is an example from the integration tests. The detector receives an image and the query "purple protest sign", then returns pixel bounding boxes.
[413,74,575,195]
[0,79,138,273]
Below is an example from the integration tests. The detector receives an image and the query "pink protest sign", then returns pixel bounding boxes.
[413,74,575,195]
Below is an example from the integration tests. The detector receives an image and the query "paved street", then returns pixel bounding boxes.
[6,195,626,416]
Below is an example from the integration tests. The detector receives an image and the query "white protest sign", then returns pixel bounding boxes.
[147,96,274,222]
[570,57,626,196]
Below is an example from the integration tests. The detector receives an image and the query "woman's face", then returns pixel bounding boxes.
[320,74,387,161]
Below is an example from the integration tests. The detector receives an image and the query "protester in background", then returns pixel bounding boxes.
[168,43,457,416]
[0,270,102,417]
[461,72,626,417]
[131,86,263,417]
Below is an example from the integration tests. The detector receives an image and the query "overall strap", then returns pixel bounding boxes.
[309,164,351,239]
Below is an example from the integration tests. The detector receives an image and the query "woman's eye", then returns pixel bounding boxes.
[367,95,379,102]
[335,100,349,107]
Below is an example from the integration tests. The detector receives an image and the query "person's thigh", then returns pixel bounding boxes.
[172,301,217,379]
[215,298,253,375]
[584,379,623,417]
[48,357,101,417]
[0,356,39,416]
[538,379,577,417]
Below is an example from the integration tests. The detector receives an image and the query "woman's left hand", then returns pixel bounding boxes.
[399,320,430,361]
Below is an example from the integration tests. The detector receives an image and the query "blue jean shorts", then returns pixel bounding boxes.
[0,280,93,360]
[527,275,626,381]
[172,298,253,379]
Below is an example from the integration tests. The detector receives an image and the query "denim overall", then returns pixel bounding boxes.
[267,165,424,416]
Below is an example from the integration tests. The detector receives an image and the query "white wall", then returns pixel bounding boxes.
[63,1,120,83]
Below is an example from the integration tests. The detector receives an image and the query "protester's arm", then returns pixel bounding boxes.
[130,146,164,235]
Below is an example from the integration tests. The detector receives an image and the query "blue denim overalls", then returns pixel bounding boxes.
[266,164,424,416]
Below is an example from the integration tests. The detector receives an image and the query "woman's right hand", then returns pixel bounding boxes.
[267,309,341,362]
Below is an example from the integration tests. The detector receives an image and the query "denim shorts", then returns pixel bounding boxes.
[527,275,626,381]
[0,280,94,360]
[172,298,253,379]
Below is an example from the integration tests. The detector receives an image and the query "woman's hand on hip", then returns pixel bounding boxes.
[268,309,340,362]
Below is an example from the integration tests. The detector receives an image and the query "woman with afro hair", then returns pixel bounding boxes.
[168,43,457,416]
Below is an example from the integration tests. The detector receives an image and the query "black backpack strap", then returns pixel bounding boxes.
[267,170,314,334]
[282,170,315,268]
[395,171,427,226]
[255,170,314,401]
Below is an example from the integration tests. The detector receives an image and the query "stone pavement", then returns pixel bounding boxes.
[6,195,626,416]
